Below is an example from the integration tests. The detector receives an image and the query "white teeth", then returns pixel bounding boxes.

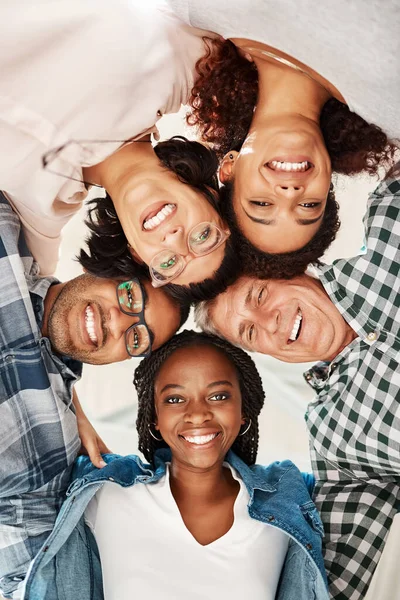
[143,203,176,230]
[85,305,98,345]
[270,160,309,172]
[289,309,303,342]
[183,433,218,445]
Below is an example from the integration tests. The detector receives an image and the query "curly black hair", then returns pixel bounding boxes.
[134,330,265,466]
[219,182,340,279]
[78,136,240,303]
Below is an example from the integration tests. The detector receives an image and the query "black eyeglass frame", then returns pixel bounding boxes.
[116,278,152,359]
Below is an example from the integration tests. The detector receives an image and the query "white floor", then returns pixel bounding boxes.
[56,110,378,472]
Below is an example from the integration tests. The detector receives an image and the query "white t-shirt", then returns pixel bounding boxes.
[85,464,289,599]
[167,0,400,141]
[0,0,213,274]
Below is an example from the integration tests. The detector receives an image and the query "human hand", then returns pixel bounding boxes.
[77,414,111,469]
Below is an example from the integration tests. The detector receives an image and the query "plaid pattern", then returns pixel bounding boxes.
[0,193,81,599]
[305,170,400,600]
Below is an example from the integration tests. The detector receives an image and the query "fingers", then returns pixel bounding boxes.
[85,440,107,469]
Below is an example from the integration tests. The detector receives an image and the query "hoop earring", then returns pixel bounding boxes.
[238,419,252,437]
[148,423,163,442]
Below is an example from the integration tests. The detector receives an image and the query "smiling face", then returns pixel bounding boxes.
[220,116,332,253]
[115,165,228,286]
[45,274,181,365]
[209,275,356,363]
[154,345,244,472]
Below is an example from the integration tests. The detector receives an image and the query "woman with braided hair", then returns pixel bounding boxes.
[164,0,399,278]
[21,330,328,599]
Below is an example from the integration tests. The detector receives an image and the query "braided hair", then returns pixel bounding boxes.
[134,330,265,466]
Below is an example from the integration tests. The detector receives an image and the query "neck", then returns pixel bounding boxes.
[325,323,358,362]
[169,459,236,505]
[41,282,65,337]
[253,56,331,126]
[82,136,153,201]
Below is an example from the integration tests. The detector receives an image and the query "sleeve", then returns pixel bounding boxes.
[301,472,315,495]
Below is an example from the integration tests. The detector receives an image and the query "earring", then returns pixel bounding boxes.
[229,153,234,160]
[148,423,163,442]
[238,419,252,437]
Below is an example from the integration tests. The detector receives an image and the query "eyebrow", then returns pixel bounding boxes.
[243,208,323,226]
[159,383,185,394]
[207,380,233,388]
[237,284,254,343]
[140,287,156,349]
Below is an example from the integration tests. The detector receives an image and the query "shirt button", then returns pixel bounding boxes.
[305,373,312,381]
[267,515,275,522]
[367,331,378,342]
[306,543,313,550]
[5,355,13,363]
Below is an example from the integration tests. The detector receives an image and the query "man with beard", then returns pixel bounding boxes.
[194,164,400,600]
[0,192,188,599]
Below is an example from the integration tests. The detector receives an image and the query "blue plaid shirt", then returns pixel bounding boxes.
[0,193,81,599]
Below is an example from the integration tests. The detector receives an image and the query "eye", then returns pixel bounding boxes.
[159,256,177,270]
[164,396,184,404]
[257,286,265,306]
[191,226,211,245]
[299,202,321,209]
[250,201,271,207]
[248,324,255,343]
[132,328,140,349]
[209,393,229,401]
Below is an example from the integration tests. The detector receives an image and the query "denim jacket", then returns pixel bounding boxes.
[22,450,329,600]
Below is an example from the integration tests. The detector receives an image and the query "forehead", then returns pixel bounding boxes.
[142,282,181,349]
[155,345,238,386]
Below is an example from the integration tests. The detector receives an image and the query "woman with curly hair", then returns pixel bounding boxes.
[166,0,399,277]
[21,330,328,599]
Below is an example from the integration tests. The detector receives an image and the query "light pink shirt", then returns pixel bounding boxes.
[0,0,209,274]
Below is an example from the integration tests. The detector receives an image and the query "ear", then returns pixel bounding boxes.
[241,416,246,426]
[155,422,160,431]
[219,151,239,184]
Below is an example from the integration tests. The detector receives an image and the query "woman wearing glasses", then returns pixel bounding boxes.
[167,0,399,278]
[0,1,235,294]
[22,331,329,600]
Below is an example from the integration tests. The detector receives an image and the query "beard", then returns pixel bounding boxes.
[47,274,108,365]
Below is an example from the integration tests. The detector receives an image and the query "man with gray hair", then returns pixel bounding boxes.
[195,165,400,600]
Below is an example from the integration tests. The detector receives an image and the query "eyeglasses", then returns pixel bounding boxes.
[149,222,230,287]
[116,279,152,358]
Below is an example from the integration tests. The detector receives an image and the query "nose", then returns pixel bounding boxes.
[162,225,187,255]
[184,399,213,425]
[274,183,304,198]
[107,306,139,341]
[262,308,280,335]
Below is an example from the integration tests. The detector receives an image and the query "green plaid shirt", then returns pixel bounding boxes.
[305,168,400,600]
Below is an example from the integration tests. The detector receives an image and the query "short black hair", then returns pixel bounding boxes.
[219,183,340,279]
[78,136,240,302]
[134,330,265,466]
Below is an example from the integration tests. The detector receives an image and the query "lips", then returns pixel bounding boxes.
[287,308,303,344]
[82,303,102,348]
[179,430,221,446]
[266,157,314,180]
[140,202,176,231]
